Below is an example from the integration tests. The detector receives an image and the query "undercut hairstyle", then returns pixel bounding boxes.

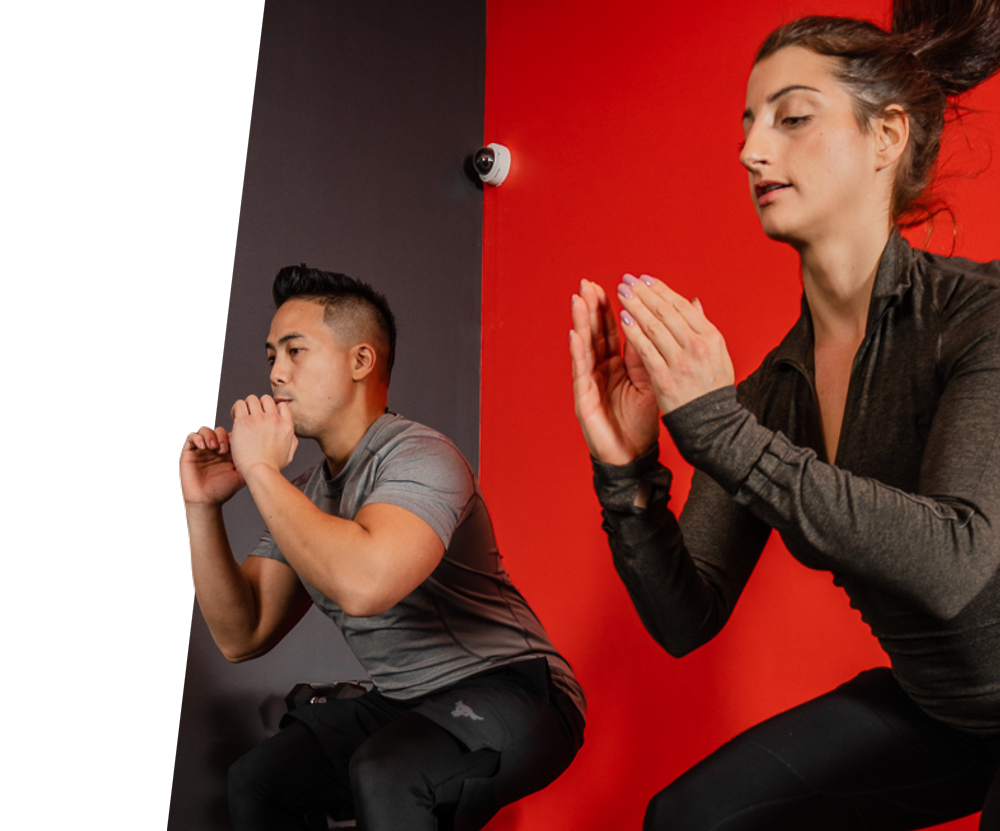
[272,265,397,383]
[756,0,1000,227]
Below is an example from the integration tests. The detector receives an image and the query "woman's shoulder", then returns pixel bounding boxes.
[904,247,1000,369]
[911,246,1000,297]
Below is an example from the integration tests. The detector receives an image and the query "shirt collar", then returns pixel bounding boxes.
[320,410,397,485]
[771,229,915,367]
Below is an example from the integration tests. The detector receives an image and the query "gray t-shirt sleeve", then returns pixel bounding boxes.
[362,434,475,550]
[249,527,281,563]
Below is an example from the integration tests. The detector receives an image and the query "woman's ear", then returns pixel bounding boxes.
[874,106,910,171]
[351,343,377,381]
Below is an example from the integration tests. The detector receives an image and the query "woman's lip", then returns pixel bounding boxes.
[756,182,791,207]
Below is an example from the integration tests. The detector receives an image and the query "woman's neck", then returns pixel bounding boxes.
[797,224,892,345]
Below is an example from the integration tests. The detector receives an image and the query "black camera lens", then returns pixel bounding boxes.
[474,148,495,175]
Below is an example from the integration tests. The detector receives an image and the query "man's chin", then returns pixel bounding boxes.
[291,421,313,439]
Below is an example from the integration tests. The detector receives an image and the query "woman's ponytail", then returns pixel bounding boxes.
[894,0,1000,95]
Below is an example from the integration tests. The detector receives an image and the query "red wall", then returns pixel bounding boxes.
[479,1,1000,828]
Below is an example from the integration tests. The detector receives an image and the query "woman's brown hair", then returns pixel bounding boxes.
[756,0,1000,226]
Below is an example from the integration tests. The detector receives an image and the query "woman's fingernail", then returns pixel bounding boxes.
[640,274,655,287]
[621,310,635,326]
[622,273,639,286]
[618,283,634,299]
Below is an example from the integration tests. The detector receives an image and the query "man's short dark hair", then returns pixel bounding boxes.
[273,265,397,382]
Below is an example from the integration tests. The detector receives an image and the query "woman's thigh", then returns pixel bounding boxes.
[645,668,997,831]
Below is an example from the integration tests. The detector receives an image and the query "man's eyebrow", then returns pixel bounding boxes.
[743,85,822,121]
[265,332,305,350]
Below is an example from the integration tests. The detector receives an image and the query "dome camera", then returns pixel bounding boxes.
[473,143,511,186]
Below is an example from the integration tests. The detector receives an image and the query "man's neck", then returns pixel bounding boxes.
[318,399,388,478]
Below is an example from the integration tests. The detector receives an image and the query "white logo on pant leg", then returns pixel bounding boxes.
[451,700,484,721]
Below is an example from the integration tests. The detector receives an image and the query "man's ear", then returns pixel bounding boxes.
[351,343,377,381]
[874,106,909,172]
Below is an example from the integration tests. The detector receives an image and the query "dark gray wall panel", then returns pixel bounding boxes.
[168,2,485,827]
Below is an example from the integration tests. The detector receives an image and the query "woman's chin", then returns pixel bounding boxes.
[758,214,808,247]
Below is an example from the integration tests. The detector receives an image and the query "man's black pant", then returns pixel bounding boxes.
[644,668,1000,831]
[229,660,584,831]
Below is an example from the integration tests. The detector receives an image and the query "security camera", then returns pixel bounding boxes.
[473,143,511,186]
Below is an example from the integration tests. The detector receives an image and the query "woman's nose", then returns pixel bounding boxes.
[739,124,772,171]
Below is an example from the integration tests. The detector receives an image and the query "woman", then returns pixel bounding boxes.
[570,1,1000,827]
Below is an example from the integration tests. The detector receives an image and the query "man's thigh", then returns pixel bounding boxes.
[349,711,500,831]
[349,691,579,831]
[645,668,997,831]
[284,664,582,830]
[228,720,351,831]
[283,687,418,774]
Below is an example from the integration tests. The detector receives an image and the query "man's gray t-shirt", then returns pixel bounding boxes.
[251,412,584,717]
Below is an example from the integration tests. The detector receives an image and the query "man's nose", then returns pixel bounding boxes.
[270,361,286,387]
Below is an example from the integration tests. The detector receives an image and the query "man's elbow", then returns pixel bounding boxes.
[217,638,274,664]
[339,593,393,618]
[338,582,397,618]
[223,650,252,664]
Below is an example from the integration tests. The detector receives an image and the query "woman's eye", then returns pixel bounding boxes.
[782,115,810,127]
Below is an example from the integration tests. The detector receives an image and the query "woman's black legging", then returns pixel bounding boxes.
[645,668,1000,831]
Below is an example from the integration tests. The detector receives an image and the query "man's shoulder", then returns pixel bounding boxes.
[367,413,469,468]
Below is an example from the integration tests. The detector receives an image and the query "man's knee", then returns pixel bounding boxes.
[228,745,277,830]
[348,736,434,806]
[228,747,261,804]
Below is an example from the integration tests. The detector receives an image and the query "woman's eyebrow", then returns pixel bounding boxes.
[744,84,822,121]
[768,84,821,103]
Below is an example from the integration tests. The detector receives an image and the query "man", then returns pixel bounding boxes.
[180,266,585,831]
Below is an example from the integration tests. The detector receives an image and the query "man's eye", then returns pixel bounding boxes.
[782,115,810,127]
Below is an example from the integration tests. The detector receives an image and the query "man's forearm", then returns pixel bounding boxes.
[241,464,374,609]
[241,462,443,617]
[185,503,264,659]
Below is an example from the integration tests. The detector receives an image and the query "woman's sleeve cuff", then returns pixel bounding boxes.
[592,443,673,513]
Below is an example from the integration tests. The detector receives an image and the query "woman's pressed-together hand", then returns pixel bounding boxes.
[615,273,734,415]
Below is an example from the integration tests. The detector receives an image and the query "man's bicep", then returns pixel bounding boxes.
[353,502,446,614]
[236,555,312,659]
